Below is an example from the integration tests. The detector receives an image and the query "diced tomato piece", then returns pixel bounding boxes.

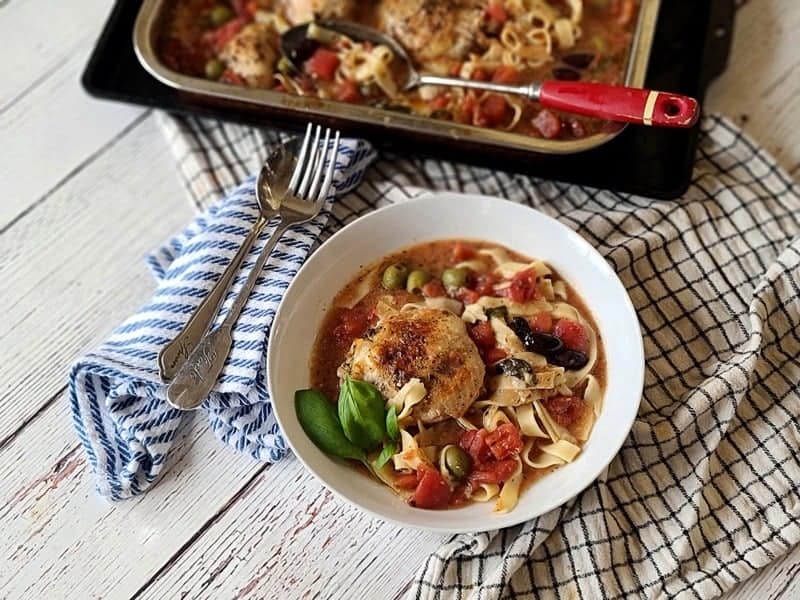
[422,280,446,298]
[485,423,523,460]
[221,68,245,86]
[528,312,553,333]
[334,79,362,103]
[483,347,507,366]
[533,109,562,139]
[469,321,496,349]
[332,306,369,348]
[456,92,478,124]
[492,65,519,84]
[395,472,419,490]
[457,288,481,305]
[452,241,476,262]
[471,67,489,82]
[245,1,259,16]
[204,17,246,53]
[430,94,450,111]
[476,94,511,128]
[469,458,518,484]
[460,429,493,466]
[554,319,589,352]
[542,395,584,427]
[473,274,496,297]
[508,269,538,303]
[485,1,508,24]
[411,465,451,509]
[304,48,340,81]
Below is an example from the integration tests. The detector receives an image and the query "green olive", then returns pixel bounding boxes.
[443,445,471,480]
[204,58,225,80]
[442,267,468,289]
[406,269,431,293]
[209,4,234,27]
[381,263,409,290]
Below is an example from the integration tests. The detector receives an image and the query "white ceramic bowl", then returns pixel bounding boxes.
[268,192,643,532]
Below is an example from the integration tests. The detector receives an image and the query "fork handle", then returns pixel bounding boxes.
[159,215,267,381]
[166,220,291,410]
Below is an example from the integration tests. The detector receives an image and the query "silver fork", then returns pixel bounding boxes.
[166,125,341,410]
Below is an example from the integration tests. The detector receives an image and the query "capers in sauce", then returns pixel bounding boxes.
[406,269,432,293]
[442,445,471,480]
[382,263,409,290]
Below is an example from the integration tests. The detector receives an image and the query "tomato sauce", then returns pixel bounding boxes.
[308,239,606,507]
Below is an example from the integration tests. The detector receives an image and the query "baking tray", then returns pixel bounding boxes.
[83,0,735,198]
[134,0,661,156]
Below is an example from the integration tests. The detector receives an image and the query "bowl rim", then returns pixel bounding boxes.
[267,191,644,532]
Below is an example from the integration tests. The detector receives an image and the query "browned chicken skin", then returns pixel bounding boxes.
[220,22,278,87]
[281,0,357,24]
[341,308,484,424]
[377,0,483,67]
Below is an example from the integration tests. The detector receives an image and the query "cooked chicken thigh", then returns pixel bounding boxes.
[220,22,278,87]
[377,0,482,66]
[341,308,484,424]
[281,0,356,24]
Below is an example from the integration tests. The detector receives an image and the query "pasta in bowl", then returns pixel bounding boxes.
[268,193,643,531]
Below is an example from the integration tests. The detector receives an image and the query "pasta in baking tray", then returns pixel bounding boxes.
[158,0,640,140]
[293,239,606,512]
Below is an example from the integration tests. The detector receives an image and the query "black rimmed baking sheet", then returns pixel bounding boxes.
[83,0,735,199]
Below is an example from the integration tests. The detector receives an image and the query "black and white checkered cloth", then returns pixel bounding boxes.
[157,111,800,599]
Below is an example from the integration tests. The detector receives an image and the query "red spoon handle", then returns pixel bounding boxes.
[538,81,700,128]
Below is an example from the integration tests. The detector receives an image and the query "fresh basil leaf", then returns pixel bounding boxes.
[338,377,386,451]
[386,405,400,441]
[374,440,398,470]
[295,389,367,464]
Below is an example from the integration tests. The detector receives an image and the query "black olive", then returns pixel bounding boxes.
[562,53,595,69]
[548,349,589,370]
[495,358,533,379]
[289,38,320,65]
[509,316,532,339]
[552,67,581,81]
[524,332,563,355]
[509,317,563,354]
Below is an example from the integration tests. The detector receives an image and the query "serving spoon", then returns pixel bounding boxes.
[282,20,700,129]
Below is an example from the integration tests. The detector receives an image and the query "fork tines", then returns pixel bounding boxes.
[288,123,341,203]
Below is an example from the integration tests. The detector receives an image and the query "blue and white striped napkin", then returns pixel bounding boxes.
[69,136,376,500]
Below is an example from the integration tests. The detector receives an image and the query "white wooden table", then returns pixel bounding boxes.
[1,2,798,598]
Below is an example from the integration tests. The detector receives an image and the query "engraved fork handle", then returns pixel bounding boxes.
[166,220,292,410]
[159,214,268,381]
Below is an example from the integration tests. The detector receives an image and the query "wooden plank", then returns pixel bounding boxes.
[0,113,191,445]
[134,463,443,600]
[0,0,111,111]
[705,0,800,175]
[0,390,260,600]
[0,51,144,230]
[0,22,143,230]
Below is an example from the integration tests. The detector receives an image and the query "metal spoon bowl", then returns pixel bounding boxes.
[281,20,700,129]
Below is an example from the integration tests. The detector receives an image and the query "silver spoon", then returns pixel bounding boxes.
[157,139,296,382]
[282,20,699,129]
